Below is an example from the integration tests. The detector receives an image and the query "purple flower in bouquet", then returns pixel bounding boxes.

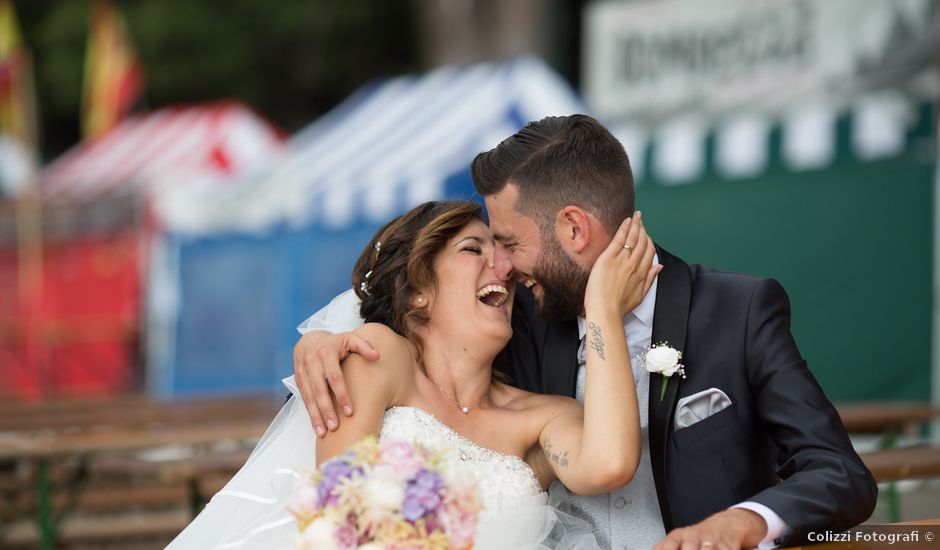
[413,469,443,492]
[318,459,361,506]
[322,459,357,482]
[402,469,444,522]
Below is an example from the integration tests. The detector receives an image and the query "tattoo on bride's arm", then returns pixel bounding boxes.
[588,322,606,361]
[542,437,571,469]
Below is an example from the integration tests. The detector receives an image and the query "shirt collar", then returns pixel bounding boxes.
[578,253,659,339]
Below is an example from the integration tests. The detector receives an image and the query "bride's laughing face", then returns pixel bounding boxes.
[422,219,514,345]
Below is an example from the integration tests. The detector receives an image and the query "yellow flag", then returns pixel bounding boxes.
[0,0,38,192]
[81,0,144,140]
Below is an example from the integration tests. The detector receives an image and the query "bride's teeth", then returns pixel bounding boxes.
[476,284,509,308]
[476,284,508,298]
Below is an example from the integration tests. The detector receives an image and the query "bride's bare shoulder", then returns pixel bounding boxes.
[353,322,406,346]
[351,323,415,373]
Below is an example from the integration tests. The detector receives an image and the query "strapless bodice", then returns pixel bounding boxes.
[379,406,547,519]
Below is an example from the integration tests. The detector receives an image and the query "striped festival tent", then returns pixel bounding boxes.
[148,57,586,395]
[42,101,284,204]
[0,102,285,398]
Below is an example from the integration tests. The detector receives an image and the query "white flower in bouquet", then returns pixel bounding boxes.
[298,516,340,550]
[292,478,320,518]
[361,478,405,512]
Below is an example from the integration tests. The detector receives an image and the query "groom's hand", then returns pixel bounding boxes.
[653,509,767,550]
[293,330,380,437]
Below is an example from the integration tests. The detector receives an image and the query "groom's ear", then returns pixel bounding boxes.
[555,206,593,255]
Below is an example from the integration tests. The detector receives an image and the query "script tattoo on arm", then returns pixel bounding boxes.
[542,437,570,469]
[588,321,606,361]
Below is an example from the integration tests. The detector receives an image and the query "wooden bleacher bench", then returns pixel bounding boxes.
[836,402,940,487]
[859,446,940,483]
[1,452,249,548]
[13,481,190,514]
[90,448,251,482]
[0,394,281,435]
[0,393,281,549]
[2,509,190,549]
[837,402,940,435]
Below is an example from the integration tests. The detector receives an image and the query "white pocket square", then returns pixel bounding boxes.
[674,388,732,431]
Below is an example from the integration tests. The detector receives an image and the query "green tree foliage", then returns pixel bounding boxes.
[16,0,419,159]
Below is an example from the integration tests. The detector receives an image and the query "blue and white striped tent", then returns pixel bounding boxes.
[148,57,587,396]
[156,57,585,235]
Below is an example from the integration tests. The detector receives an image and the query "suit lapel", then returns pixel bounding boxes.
[541,318,580,398]
[648,246,692,531]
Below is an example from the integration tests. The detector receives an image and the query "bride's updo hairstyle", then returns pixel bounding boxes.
[352,200,483,354]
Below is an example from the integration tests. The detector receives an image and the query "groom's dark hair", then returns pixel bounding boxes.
[470,114,634,233]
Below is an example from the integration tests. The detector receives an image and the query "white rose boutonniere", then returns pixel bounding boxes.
[639,342,686,401]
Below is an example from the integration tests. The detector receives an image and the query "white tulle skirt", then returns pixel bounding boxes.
[167,385,600,549]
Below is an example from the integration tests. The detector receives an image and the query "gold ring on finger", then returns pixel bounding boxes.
[623,244,634,253]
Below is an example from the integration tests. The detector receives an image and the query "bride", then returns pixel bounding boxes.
[168,200,660,549]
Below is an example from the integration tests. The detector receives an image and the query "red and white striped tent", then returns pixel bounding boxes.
[40,101,285,202]
[0,101,285,399]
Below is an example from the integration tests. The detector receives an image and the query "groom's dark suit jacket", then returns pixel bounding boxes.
[493,246,877,546]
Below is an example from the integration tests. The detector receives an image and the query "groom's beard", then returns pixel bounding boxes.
[531,232,589,320]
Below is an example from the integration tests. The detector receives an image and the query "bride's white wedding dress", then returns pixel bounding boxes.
[167,382,599,549]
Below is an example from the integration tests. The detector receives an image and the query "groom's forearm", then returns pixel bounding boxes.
[745,279,877,540]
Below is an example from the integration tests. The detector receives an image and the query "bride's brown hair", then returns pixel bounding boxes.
[352,201,484,363]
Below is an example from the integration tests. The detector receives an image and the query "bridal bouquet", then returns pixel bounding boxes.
[290,436,482,550]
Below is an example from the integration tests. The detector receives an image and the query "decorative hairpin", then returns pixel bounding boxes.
[360,270,373,296]
[360,243,381,296]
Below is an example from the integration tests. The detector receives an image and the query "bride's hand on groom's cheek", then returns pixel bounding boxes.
[584,212,662,318]
[293,330,379,437]
[653,509,768,550]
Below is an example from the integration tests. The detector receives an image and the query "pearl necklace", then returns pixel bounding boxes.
[428,377,488,414]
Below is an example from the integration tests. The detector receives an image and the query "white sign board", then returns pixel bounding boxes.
[583,0,932,121]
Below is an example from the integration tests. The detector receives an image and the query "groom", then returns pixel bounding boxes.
[292,115,876,549]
